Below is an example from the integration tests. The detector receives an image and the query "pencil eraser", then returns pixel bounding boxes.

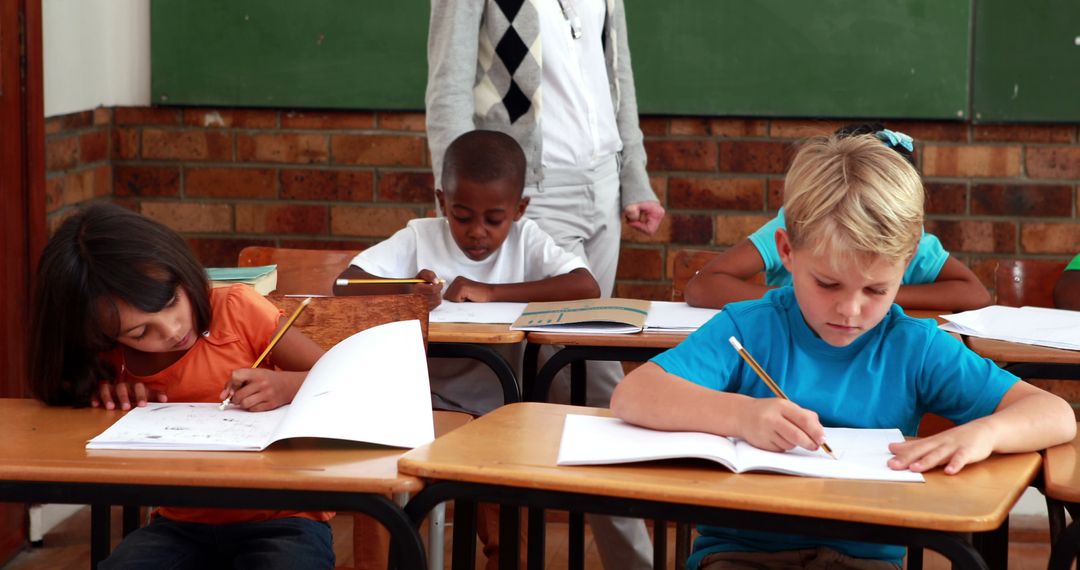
[728,337,743,351]
[335,279,348,286]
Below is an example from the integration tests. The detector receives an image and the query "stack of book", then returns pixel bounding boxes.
[206,264,278,295]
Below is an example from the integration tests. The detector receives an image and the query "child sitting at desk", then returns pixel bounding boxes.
[684,123,991,312]
[611,133,1075,570]
[28,203,333,569]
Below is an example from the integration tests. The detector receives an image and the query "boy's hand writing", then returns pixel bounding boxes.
[93,380,167,411]
[887,422,994,475]
[443,276,494,303]
[220,368,303,412]
[736,398,826,453]
[415,269,443,310]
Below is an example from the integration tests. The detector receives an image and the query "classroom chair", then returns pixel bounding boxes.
[239,245,359,296]
[994,259,1067,308]
[268,294,441,570]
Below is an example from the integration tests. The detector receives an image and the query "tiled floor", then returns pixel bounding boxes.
[0,506,1064,569]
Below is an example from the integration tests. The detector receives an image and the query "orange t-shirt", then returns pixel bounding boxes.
[103,284,333,525]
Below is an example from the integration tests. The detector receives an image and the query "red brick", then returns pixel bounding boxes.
[973,124,1075,143]
[714,214,773,246]
[638,117,669,136]
[707,119,768,138]
[614,283,671,302]
[93,107,112,126]
[767,179,784,209]
[971,184,1072,217]
[45,175,64,212]
[187,237,275,268]
[114,107,181,126]
[671,214,713,245]
[235,204,329,235]
[769,120,847,139]
[92,165,111,198]
[1027,147,1080,180]
[921,145,1021,177]
[378,171,435,202]
[183,109,278,129]
[79,130,109,164]
[889,121,969,142]
[648,176,668,205]
[236,133,328,164]
[378,112,427,132]
[1020,223,1080,254]
[616,247,663,280]
[969,257,1000,292]
[44,111,93,135]
[643,140,718,172]
[669,118,709,136]
[141,202,232,233]
[719,140,793,174]
[621,215,671,244]
[113,165,181,197]
[924,219,1016,254]
[330,206,419,237]
[186,167,277,199]
[281,169,374,201]
[46,136,79,171]
[331,135,426,167]
[924,182,967,215]
[112,128,139,160]
[667,177,764,210]
[281,110,375,129]
[142,129,232,161]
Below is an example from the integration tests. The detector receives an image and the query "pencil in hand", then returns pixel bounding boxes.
[727,336,838,460]
[335,277,446,286]
[220,296,312,410]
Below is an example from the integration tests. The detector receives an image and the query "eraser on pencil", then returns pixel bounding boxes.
[728,337,744,351]
[335,278,348,286]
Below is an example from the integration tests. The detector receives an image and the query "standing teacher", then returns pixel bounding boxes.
[425,0,663,568]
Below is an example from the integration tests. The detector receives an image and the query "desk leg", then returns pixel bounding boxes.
[429,343,521,405]
[653,520,667,570]
[499,504,520,570]
[121,505,141,536]
[527,508,545,570]
[569,511,585,570]
[428,502,446,570]
[452,499,478,570]
[90,503,110,568]
[972,516,1008,570]
[570,360,587,406]
[523,343,540,402]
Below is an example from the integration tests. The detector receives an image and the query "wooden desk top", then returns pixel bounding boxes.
[964,337,1080,365]
[429,323,524,344]
[1,399,470,495]
[399,402,1040,532]
[1043,423,1080,503]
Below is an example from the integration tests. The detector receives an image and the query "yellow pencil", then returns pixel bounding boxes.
[335,278,445,286]
[727,336,838,459]
[219,296,312,410]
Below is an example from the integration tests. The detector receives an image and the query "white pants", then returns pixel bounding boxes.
[524,156,654,570]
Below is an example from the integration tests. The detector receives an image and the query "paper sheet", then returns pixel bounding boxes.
[939,305,1080,351]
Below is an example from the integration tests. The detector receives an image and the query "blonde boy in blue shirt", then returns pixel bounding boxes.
[611,134,1075,570]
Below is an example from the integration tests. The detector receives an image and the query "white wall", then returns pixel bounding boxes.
[43,0,150,117]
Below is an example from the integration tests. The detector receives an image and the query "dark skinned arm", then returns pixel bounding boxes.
[443,268,600,303]
[893,256,991,311]
[683,240,771,309]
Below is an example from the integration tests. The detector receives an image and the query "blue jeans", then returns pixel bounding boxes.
[100,516,334,570]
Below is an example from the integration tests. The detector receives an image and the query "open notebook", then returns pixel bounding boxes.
[86,320,434,451]
[939,305,1080,351]
[508,298,720,334]
[557,415,923,482]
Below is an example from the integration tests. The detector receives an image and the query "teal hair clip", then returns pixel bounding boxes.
[876,129,914,153]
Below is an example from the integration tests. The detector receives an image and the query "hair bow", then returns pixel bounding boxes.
[876,129,914,153]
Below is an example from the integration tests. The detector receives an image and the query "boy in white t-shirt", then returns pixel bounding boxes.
[334,130,600,414]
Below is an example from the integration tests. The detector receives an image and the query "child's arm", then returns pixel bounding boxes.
[888,381,1076,475]
[333,265,443,310]
[1055,269,1080,310]
[443,267,600,303]
[611,362,828,453]
[220,328,325,412]
[683,240,771,309]
[893,256,991,311]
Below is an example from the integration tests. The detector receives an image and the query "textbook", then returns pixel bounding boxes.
[510,298,652,334]
[86,320,434,451]
[939,305,1080,351]
[557,415,923,482]
[206,264,278,295]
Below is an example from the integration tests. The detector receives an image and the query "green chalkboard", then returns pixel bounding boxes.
[151,0,429,110]
[151,0,971,119]
[972,0,1080,122]
[624,0,971,119]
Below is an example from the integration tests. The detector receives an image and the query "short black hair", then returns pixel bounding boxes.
[28,202,212,406]
[835,121,916,166]
[441,130,527,199]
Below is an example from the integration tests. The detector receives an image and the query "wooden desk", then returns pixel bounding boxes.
[401,402,1040,570]
[428,322,525,406]
[965,337,1080,366]
[0,399,447,569]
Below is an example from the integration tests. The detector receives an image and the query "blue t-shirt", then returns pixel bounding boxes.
[651,287,1017,568]
[748,208,949,287]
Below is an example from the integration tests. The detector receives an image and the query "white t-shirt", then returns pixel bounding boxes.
[350,217,590,414]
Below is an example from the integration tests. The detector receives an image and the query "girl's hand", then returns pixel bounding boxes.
[443,276,494,303]
[220,369,304,412]
[735,398,826,453]
[92,381,167,411]
[414,269,443,310]
[888,422,995,475]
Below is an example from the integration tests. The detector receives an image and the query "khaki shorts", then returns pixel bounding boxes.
[699,547,902,570]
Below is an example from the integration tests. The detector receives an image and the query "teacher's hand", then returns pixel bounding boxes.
[623,201,665,235]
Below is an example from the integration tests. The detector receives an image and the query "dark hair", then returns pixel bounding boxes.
[441,130,527,199]
[835,122,916,166]
[28,202,212,406]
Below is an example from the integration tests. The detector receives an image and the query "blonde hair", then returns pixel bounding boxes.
[783,134,924,272]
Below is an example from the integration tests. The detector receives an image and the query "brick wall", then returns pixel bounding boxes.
[44,108,1080,300]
